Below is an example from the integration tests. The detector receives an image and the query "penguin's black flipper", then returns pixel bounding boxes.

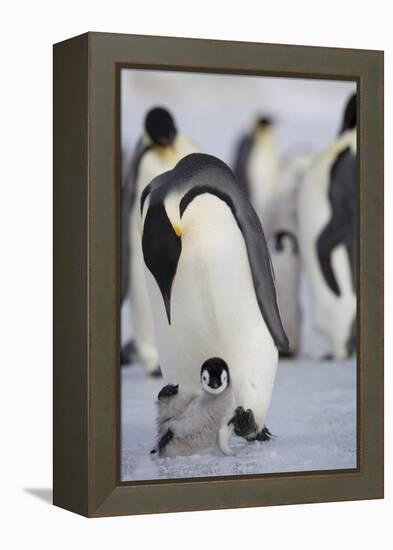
[158,429,174,453]
[233,134,253,198]
[157,384,179,400]
[316,220,345,296]
[121,139,152,303]
[233,196,290,353]
[316,147,356,297]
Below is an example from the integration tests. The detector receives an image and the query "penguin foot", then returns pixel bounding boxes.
[157,384,179,400]
[120,340,138,366]
[158,428,174,453]
[229,407,258,439]
[256,426,274,442]
[149,365,162,378]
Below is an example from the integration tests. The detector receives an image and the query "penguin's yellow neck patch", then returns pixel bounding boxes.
[172,223,182,237]
[156,145,174,160]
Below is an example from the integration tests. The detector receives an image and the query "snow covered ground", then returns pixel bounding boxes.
[121,357,357,481]
[119,73,358,483]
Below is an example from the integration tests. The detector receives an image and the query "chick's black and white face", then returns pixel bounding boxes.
[200,358,230,395]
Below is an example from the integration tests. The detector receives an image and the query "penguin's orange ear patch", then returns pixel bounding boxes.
[172,223,182,237]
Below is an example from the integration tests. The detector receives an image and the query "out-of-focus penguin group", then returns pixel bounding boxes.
[121,93,357,458]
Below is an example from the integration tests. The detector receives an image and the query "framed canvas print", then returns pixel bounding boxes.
[53,32,384,517]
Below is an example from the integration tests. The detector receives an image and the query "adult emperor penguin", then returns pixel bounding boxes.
[122,107,198,374]
[141,153,289,440]
[233,116,281,239]
[298,93,357,358]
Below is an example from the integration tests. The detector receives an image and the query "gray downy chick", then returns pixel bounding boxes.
[152,358,236,457]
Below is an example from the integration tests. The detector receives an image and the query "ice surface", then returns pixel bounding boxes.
[121,358,357,481]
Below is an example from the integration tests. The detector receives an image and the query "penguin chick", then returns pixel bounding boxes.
[154,358,236,457]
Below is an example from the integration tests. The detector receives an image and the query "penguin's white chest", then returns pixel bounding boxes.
[145,194,277,424]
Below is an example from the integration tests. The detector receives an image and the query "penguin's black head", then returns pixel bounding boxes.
[340,93,357,134]
[274,230,299,255]
[145,107,177,146]
[257,116,273,128]
[200,358,230,395]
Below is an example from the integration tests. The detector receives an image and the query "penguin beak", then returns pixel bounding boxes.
[142,203,182,324]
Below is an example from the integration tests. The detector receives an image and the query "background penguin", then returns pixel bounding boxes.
[233,116,281,239]
[270,231,300,357]
[153,358,236,457]
[121,107,198,374]
[297,94,357,358]
[141,153,289,441]
[267,150,313,357]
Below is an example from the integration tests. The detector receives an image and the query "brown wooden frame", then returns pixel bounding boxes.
[53,32,384,517]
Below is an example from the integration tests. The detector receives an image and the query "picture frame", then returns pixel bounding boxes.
[53,31,384,517]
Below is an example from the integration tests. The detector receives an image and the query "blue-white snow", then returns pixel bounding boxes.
[121,358,357,481]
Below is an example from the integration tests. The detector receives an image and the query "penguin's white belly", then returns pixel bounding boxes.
[247,141,280,237]
[145,194,278,427]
